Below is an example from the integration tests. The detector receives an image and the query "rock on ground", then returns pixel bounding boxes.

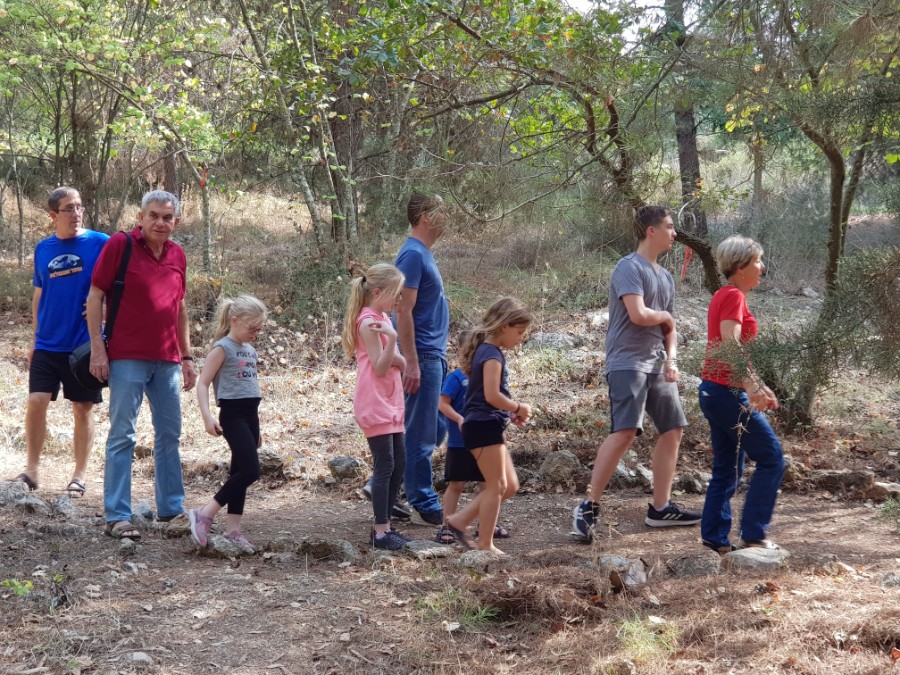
[667,551,723,578]
[725,547,790,570]
[539,450,582,486]
[597,554,647,591]
[405,539,456,559]
[327,455,369,480]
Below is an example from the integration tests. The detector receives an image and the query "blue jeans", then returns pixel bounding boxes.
[105,360,185,523]
[403,353,447,514]
[698,380,785,546]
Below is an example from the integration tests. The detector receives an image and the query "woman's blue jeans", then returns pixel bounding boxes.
[698,380,785,547]
[104,359,185,523]
[403,354,447,515]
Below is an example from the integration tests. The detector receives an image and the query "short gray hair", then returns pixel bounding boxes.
[141,190,180,217]
[716,235,764,279]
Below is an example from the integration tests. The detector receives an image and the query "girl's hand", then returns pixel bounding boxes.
[368,320,397,339]
[762,385,779,410]
[203,417,223,436]
[511,402,532,427]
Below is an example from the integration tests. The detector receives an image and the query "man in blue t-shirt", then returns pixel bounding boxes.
[20,187,109,497]
[394,193,451,527]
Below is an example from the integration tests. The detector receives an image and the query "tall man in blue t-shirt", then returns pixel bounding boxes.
[394,193,451,526]
[20,187,109,496]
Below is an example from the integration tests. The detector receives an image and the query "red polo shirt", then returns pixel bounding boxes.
[91,227,186,362]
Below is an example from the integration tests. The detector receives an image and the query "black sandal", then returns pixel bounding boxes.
[17,472,38,491]
[474,524,511,540]
[435,525,455,545]
[445,522,475,550]
[65,478,86,497]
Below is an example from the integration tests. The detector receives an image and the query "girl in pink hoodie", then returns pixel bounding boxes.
[341,263,410,550]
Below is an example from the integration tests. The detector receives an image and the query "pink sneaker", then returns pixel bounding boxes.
[224,531,256,552]
[188,509,213,547]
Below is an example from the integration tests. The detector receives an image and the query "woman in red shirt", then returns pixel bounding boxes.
[699,235,785,553]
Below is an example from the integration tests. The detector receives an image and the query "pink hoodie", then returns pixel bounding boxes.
[353,307,405,438]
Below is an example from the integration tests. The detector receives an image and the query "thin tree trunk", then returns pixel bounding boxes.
[239,0,327,243]
[381,79,415,232]
[750,136,764,237]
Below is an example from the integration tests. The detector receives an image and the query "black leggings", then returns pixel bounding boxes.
[367,432,406,525]
[214,398,261,515]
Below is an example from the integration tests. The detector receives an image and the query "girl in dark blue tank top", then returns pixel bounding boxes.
[444,298,533,555]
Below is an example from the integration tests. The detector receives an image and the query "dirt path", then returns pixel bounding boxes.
[1,474,898,674]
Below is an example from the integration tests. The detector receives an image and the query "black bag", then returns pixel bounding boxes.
[69,233,132,391]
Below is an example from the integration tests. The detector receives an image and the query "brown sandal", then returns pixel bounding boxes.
[105,521,141,540]
[65,478,86,497]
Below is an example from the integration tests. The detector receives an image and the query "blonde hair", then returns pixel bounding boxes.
[460,297,533,374]
[341,263,405,357]
[716,235,764,280]
[212,294,267,343]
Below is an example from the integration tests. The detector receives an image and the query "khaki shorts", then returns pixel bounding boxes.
[606,370,687,436]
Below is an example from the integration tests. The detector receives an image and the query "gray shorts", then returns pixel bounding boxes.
[606,370,687,436]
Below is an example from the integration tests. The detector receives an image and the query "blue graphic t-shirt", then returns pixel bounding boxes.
[441,367,468,448]
[33,229,110,352]
[464,343,510,425]
[394,237,449,356]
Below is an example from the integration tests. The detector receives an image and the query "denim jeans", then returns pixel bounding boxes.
[403,353,447,515]
[698,380,785,546]
[105,359,185,523]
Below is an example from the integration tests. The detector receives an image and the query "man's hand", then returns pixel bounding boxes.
[663,360,679,382]
[182,361,198,391]
[89,346,110,383]
[402,360,421,394]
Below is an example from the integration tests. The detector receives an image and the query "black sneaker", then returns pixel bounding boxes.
[410,508,444,526]
[572,500,599,541]
[645,502,702,527]
[389,528,412,543]
[362,481,412,521]
[371,529,408,551]
[739,538,782,550]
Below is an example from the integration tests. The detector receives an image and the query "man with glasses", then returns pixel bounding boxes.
[86,190,197,541]
[20,187,109,496]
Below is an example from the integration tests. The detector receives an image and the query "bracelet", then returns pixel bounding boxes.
[181,356,194,362]
[514,403,520,414]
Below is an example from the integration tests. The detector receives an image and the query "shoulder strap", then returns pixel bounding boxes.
[104,232,132,343]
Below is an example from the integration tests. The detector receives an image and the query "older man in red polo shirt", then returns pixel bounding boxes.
[86,190,197,541]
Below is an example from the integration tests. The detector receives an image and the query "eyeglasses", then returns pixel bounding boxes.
[56,206,85,215]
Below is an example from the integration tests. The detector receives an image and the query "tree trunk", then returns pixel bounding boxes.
[164,142,179,198]
[381,79,415,232]
[750,136,765,237]
[673,96,708,238]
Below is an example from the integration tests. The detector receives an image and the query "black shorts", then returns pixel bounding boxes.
[444,446,485,482]
[29,349,103,404]
[462,419,506,451]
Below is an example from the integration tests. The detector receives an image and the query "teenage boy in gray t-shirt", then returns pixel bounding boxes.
[572,206,701,541]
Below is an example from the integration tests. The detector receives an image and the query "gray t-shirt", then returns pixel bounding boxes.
[604,252,674,375]
[212,336,261,402]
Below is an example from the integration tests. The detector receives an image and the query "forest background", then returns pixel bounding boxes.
[0,1,899,673]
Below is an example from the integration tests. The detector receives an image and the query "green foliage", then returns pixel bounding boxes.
[518,348,578,382]
[1,578,33,597]
[286,252,347,328]
[417,587,500,631]
[879,498,900,528]
[0,267,33,313]
[616,614,681,665]
[750,247,900,426]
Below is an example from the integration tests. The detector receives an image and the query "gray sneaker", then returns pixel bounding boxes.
[371,528,408,551]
